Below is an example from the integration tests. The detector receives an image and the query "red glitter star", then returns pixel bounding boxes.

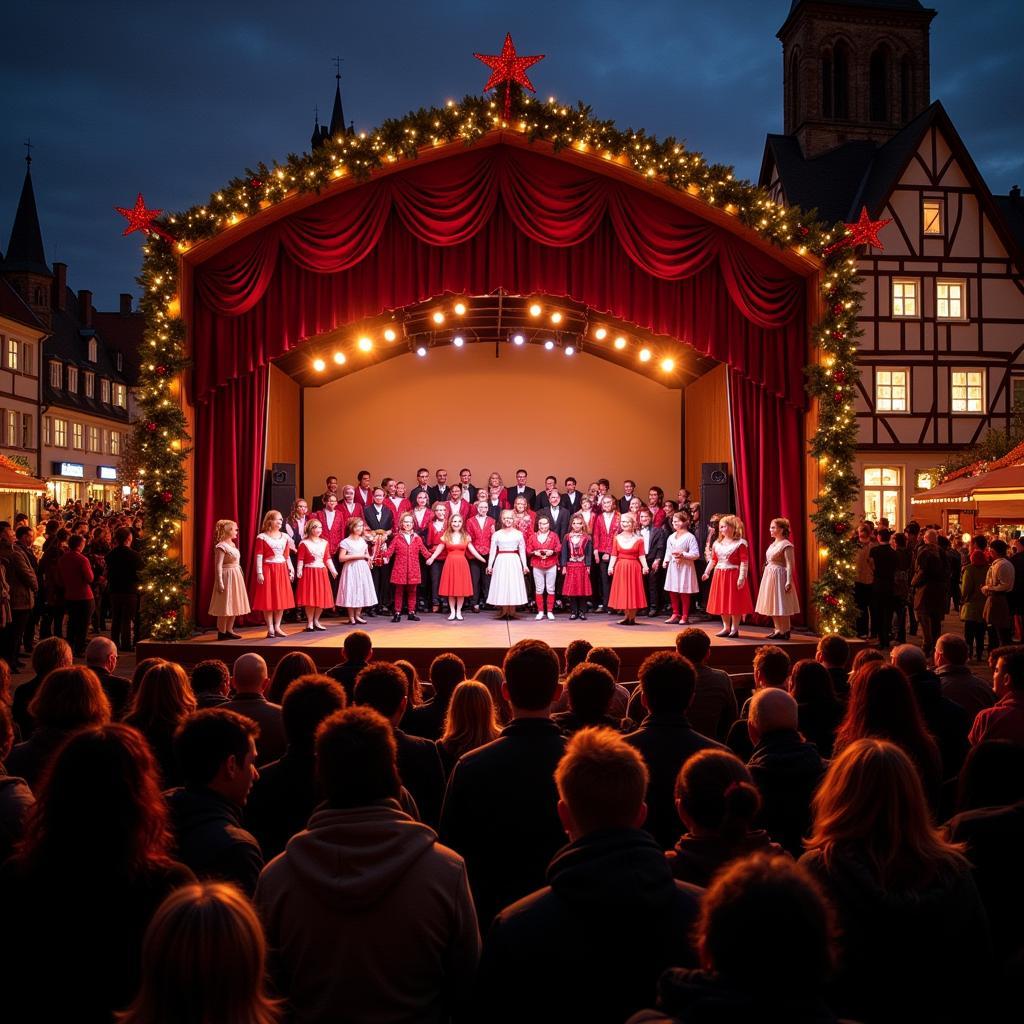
[114,193,174,242]
[824,206,892,255]
[474,33,545,119]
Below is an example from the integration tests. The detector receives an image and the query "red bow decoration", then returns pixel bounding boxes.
[474,33,545,120]
[115,193,175,243]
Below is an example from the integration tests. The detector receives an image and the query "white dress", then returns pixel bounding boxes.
[755,539,800,616]
[336,536,378,608]
[664,531,700,594]
[486,528,528,605]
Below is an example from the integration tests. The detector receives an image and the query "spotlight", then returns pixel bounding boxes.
[358,336,373,352]
[594,327,607,340]
[333,352,346,365]
[550,311,562,324]
[453,301,467,315]
[639,348,652,363]
[614,336,627,350]
[452,335,465,348]
[312,357,326,372]
[564,345,575,357]
[512,333,525,346]
[432,311,445,325]
[416,345,428,357]
[383,327,397,342]
[529,303,542,317]
[544,339,555,351]
[660,357,675,372]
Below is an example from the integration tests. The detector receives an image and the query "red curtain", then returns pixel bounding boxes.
[188,142,810,619]
[728,370,806,615]
[194,365,268,626]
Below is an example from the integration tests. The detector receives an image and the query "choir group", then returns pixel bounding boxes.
[208,469,800,639]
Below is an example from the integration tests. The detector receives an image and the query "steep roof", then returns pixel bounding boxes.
[789,0,928,10]
[0,277,44,332]
[329,77,346,137]
[2,165,50,277]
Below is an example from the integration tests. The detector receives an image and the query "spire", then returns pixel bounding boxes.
[329,57,347,137]
[311,105,324,151]
[2,147,50,277]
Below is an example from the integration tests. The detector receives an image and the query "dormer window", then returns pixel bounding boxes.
[67,366,78,394]
[88,338,98,363]
[49,360,62,389]
[116,353,124,372]
[100,378,111,404]
[84,371,95,398]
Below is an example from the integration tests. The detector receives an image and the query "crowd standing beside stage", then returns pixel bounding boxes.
[1,618,1022,1023]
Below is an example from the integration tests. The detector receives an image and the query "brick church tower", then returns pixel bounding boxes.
[778,0,937,157]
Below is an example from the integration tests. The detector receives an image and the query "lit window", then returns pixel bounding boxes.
[85,371,95,398]
[72,422,84,450]
[937,280,965,320]
[110,430,121,456]
[54,419,67,448]
[6,410,17,447]
[6,338,18,371]
[923,199,943,235]
[113,383,127,408]
[88,426,99,452]
[100,379,111,404]
[863,466,903,529]
[951,369,985,413]
[67,366,78,394]
[43,416,52,446]
[88,338,98,363]
[49,361,62,389]
[875,368,909,412]
[892,279,918,317]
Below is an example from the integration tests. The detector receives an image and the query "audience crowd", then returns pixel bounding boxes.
[0,617,1021,1023]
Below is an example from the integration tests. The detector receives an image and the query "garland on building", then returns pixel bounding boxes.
[135,86,861,637]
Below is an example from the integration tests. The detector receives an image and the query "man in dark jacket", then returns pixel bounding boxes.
[191,659,232,709]
[440,639,567,928]
[892,644,969,780]
[477,728,701,1024]
[84,636,132,720]
[746,689,827,855]
[623,651,723,849]
[105,525,143,651]
[325,630,372,699]
[0,527,38,671]
[223,652,286,764]
[402,652,466,741]
[912,529,948,657]
[354,662,446,828]
[675,629,737,741]
[166,708,263,896]
[933,633,995,722]
[246,675,347,859]
[869,528,898,650]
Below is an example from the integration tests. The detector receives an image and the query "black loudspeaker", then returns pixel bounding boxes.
[265,462,296,515]
[700,462,733,523]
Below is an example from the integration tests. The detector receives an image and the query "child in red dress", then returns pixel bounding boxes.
[295,519,338,631]
[251,510,296,638]
[426,503,449,613]
[560,513,593,621]
[702,514,755,638]
[528,515,560,621]
[425,514,483,621]
[385,513,430,622]
[608,512,649,625]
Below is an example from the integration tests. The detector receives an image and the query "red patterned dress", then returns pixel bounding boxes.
[608,535,647,611]
[295,538,335,608]
[706,539,755,616]
[251,532,295,611]
[561,533,592,597]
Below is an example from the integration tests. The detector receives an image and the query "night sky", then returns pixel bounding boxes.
[2,0,1021,308]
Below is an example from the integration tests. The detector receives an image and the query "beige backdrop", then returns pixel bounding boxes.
[301,344,683,497]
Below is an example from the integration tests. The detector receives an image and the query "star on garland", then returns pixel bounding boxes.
[823,206,892,255]
[473,33,545,120]
[115,193,175,243]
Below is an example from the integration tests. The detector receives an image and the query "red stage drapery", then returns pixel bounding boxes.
[190,143,809,623]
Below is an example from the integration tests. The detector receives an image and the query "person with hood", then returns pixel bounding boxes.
[628,854,841,1024]
[667,749,785,887]
[476,727,701,1024]
[165,708,263,897]
[800,739,991,1023]
[255,706,479,1024]
[745,689,827,856]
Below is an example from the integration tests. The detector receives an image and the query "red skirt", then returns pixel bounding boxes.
[608,559,646,611]
[707,570,754,616]
[295,565,334,609]
[439,549,474,597]
[251,560,295,611]
[563,562,592,597]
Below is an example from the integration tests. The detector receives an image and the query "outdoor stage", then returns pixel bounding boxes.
[137,617,838,683]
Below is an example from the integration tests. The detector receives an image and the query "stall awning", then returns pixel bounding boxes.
[910,475,979,507]
[0,465,47,494]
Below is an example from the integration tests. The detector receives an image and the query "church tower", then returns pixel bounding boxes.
[778,0,937,157]
[1,151,52,329]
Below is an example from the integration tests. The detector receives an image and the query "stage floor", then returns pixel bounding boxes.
[138,615,838,680]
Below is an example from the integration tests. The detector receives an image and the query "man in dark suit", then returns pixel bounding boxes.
[535,476,559,510]
[562,477,582,515]
[457,468,479,505]
[440,639,566,928]
[409,467,432,507]
[310,476,340,513]
[354,662,447,829]
[84,636,132,719]
[637,507,668,616]
[618,480,638,514]
[506,469,537,511]
[427,468,450,506]
[544,491,571,540]
[362,489,395,612]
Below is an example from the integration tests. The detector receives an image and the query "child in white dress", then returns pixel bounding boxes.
[335,517,378,624]
[663,512,701,624]
[486,510,528,619]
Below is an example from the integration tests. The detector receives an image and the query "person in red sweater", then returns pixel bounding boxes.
[969,646,1024,746]
[59,534,94,656]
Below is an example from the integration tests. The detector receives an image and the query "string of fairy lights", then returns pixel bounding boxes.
[135,86,862,639]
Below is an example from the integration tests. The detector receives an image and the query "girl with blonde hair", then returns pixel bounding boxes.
[437,679,501,777]
[425,514,482,621]
[702,514,754,638]
[209,519,250,640]
[251,510,295,639]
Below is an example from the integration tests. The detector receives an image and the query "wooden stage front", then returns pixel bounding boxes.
[138,616,840,681]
